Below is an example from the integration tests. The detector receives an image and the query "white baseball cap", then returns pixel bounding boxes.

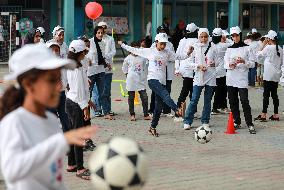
[98,21,107,27]
[222,30,229,36]
[46,40,60,49]
[154,33,168,43]
[37,27,45,34]
[69,40,87,53]
[252,28,257,33]
[230,26,241,35]
[5,44,76,80]
[198,28,209,37]
[264,30,277,40]
[212,28,223,36]
[186,23,199,33]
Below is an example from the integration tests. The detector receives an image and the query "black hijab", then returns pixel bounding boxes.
[229,32,248,48]
[94,26,107,67]
[25,28,39,44]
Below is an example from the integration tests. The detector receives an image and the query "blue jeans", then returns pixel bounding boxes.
[103,73,113,113]
[89,72,109,115]
[148,79,178,128]
[92,84,102,113]
[248,66,257,86]
[184,85,214,125]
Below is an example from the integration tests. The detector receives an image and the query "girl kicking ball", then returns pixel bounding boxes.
[118,33,183,137]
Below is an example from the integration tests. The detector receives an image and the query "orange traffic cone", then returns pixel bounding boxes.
[134,91,140,105]
[225,112,237,134]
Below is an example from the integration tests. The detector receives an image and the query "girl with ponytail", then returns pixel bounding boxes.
[0,44,96,189]
[255,30,283,122]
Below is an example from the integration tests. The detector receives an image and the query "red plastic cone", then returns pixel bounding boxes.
[225,112,237,134]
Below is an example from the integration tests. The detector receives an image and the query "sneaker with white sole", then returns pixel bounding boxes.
[248,126,256,134]
[183,124,191,130]
[234,123,241,129]
[174,117,184,122]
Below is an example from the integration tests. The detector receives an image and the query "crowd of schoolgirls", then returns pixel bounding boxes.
[119,24,284,136]
[0,19,283,189]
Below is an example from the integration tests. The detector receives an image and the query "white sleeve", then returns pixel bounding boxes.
[122,56,130,74]
[224,49,231,70]
[256,46,269,64]
[105,37,116,61]
[175,40,187,60]
[244,47,256,69]
[61,69,68,90]
[175,60,180,73]
[180,51,197,70]
[0,122,69,183]
[68,69,89,109]
[167,50,177,62]
[121,44,152,59]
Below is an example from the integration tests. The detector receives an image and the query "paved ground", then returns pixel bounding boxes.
[1,62,284,189]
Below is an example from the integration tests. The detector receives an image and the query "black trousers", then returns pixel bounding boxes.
[177,77,193,108]
[149,80,172,114]
[212,77,228,110]
[65,98,84,170]
[128,90,149,116]
[227,86,253,126]
[262,80,279,114]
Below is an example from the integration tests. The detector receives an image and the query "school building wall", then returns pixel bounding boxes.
[1,0,284,45]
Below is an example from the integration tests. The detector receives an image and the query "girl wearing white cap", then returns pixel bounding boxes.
[122,41,151,121]
[118,33,183,137]
[181,28,217,130]
[254,30,283,122]
[65,40,96,180]
[174,23,199,122]
[0,44,96,189]
[224,26,256,134]
[209,28,231,115]
[150,26,176,118]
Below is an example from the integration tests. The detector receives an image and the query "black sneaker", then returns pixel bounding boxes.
[248,126,256,134]
[234,123,241,129]
[94,112,103,117]
[84,139,96,151]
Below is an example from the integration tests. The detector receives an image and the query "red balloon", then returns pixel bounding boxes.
[85,2,103,20]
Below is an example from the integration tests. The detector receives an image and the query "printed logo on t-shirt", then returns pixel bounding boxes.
[50,158,63,184]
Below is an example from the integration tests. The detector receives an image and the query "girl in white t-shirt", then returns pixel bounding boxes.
[119,33,183,137]
[255,30,283,121]
[0,44,96,189]
[122,41,151,121]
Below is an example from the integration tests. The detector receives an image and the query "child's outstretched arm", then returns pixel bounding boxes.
[118,41,152,60]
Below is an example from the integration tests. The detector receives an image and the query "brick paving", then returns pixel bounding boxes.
[1,63,284,189]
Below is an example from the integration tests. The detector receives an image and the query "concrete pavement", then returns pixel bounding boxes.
[0,63,284,189]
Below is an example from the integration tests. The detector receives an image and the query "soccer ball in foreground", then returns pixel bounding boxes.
[194,124,212,144]
[89,137,148,190]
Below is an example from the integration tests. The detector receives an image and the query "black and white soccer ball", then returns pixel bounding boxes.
[194,124,212,144]
[89,137,148,190]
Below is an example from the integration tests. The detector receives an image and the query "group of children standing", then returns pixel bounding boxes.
[119,24,284,136]
[0,19,283,189]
